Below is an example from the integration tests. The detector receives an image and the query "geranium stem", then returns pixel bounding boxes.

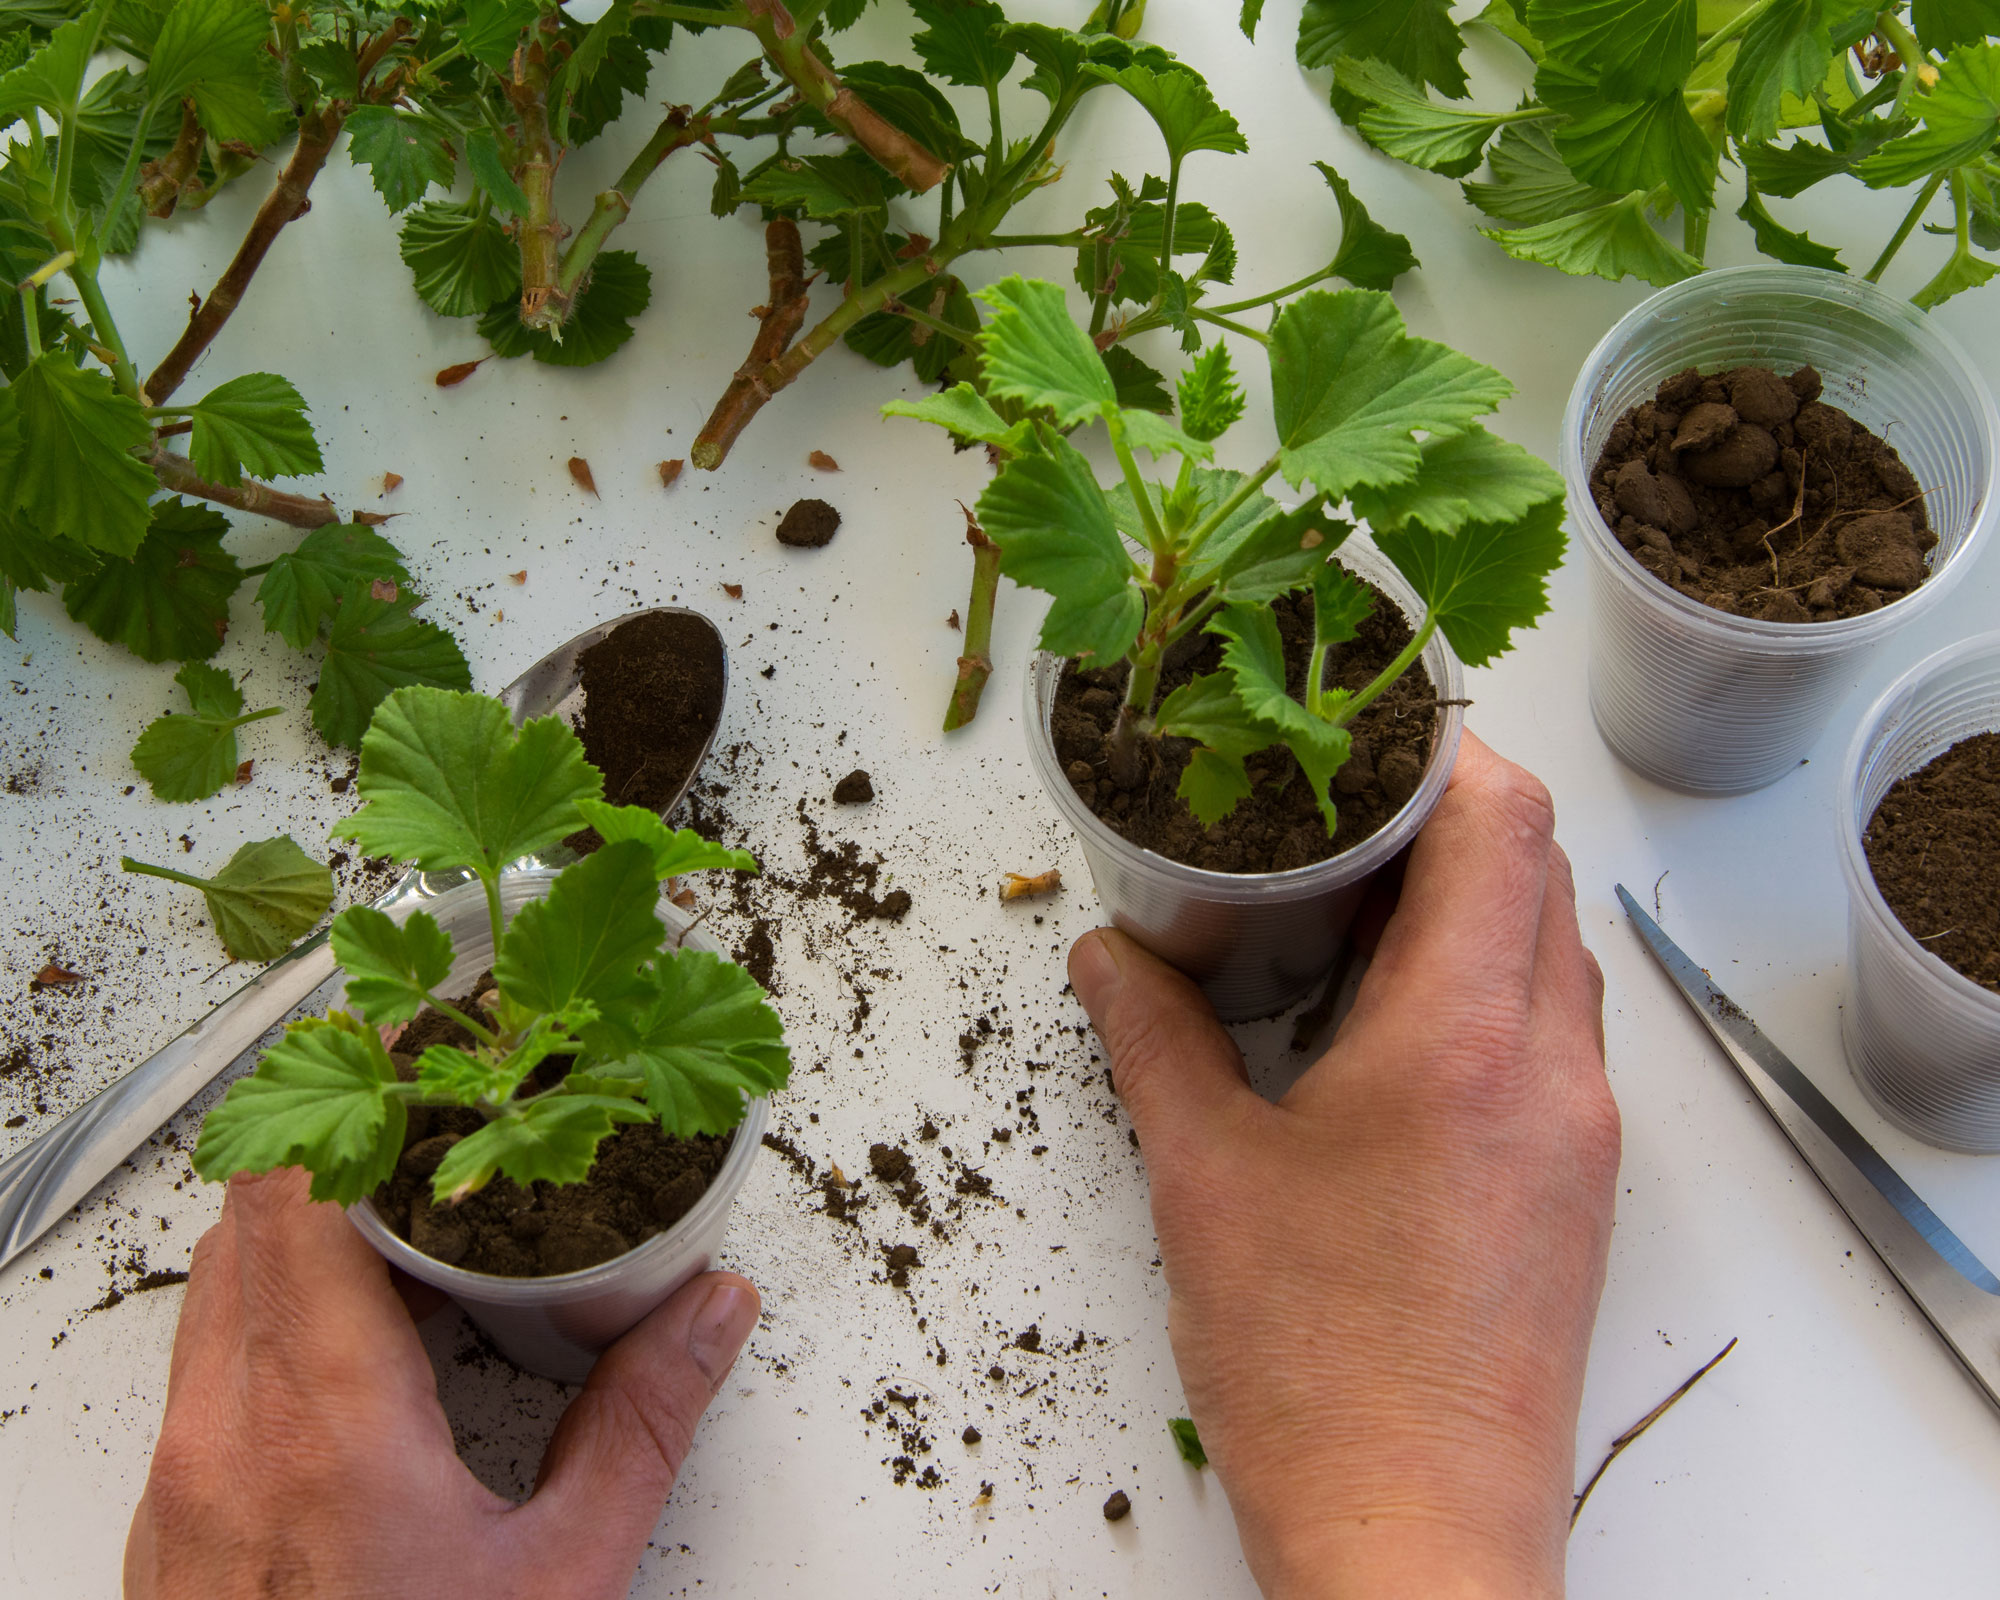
[944,511,1001,732]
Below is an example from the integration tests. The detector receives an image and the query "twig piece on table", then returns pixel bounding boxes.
[1000,869,1061,902]
[1570,1337,1737,1531]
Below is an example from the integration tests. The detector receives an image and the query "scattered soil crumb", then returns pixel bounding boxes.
[833,769,874,804]
[1103,1490,1132,1522]
[776,498,840,548]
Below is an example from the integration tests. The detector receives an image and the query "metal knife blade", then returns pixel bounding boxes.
[1616,884,2000,1416]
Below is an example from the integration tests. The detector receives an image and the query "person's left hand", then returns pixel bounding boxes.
[124,1167,760,1600]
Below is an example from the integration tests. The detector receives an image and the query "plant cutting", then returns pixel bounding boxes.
[1250,1,2000,305]
[889,274,1565,1014]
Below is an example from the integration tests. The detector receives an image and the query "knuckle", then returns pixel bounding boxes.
[1486,763,1557,847]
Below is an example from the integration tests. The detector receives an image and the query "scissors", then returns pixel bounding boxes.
[1617,884,2000,1417]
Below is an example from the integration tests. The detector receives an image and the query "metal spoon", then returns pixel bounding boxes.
[0,606,728,1272]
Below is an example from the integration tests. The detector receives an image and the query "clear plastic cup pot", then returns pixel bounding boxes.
[1563,265,1999,795]
[1025,541,1466,1023]
[345,869,769,1383]
[1838,634,2000,1153]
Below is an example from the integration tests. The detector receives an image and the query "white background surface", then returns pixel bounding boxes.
[3,3,2000,1595]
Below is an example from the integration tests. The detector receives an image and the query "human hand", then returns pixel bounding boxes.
[124,1167,759,1600]
[1069,731,1618,1600]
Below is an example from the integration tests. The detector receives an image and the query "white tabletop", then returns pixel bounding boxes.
[4,5,1999,1595]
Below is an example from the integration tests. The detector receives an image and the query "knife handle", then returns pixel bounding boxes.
[0,932,340,1271]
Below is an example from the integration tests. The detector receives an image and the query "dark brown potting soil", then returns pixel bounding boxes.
[371,991,733,1278]
[567,611,727,851]
[833,768,874,803]
[1588,365,1934,622]
[776,498,840,547]
[1050,578,1438,873]
[1863,730,2000,993]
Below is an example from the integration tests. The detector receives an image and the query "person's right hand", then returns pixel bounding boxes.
[1068,731,1619,1600]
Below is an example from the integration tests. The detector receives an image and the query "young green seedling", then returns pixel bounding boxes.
[889,274,1566,834]
[190,685,788,1210]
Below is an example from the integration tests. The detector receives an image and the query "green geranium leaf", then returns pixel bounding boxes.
[495,840,665,1016]
[1207,602,1351,833]
[1115,406,1213,463]
[311,588,471,751]
[344,106,455,214]
[1481,192,1703,285]
[1102,344,1174,414]
[479,250,651,367]
[463,130,530,220]
[330,905,455,1029]
[1270,289,1513,500]
[1912,0,2000,54]
[0,13,97,123]
[431,1095,651,1201]
[1726,0,1839,143]
[1089,64,1248,164]
[1170,1416,1209,1468]
[401,201,521,319]
[186,373,322,486]
[459,0,540,69]
[1351,426,1564,535]
[124,834,335,963]
[254,523,411,650]
[410,1043,506,1107]
[1318,161,1419,290]
[146,0,284,145]
[1074,195,1236,307]
[63,499,242,663]
[1240,1,1265,41]
[1913,244,2000,309]
[334,686,602,880]
[1155,668,1277,758]
[193,1012,404,1204]
[1536,58,1716,214]
[1463,121,1622,225]
[1177,745,1255,827]
[974,276,1117,428]
[1737,185,1846,270]
[882,383,1032,452]
[909,0,1015,88]
[1524,0,1693,100]
[573,799,759,878]
[1312,561,1375,647]
[1856,42,2000,188]
[1298,0,1469,100]
[1375,496,1566,665]
[129,660,279,801]
[9,353,155,558]
[739,148,893,220]
[1206,504,1349,605]
[585,948,790,1138]
[1335,57,1516,178]
[1176,344,1246,443]
[977,430,1144,664]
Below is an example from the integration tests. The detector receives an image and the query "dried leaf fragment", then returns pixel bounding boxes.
[352,510,397,527]
[948,609,961,630]
[658,459,684,488]
[723,583,744,599]
[807,449,840,472]
[382,472,403,493]
[33,962,83,987]
[235,759,254,785]
[1000,869,1061,901]
[669,886,697,911]
[369,578,399,602]
[508,571,527,585]
[435,358,488,388]
[568,457,598,497]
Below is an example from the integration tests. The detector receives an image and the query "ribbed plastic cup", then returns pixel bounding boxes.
[1838,635,2000,1152]
[1564,265,1998,794]
[1025,542,1466,1023]
[346,869,768,1383]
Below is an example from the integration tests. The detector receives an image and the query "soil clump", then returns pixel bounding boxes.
[776,498,840,548]
[1587,364,1934,622]
[1863,730,2000,992]
[566,612,727,854]
[833,769,874,803]
[371,989,732,1277]
[1051,575,1437,873]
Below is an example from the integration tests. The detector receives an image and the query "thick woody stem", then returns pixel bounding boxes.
[139,100,203,219]
[943,508,1001,732]
[747,0,949,192]
[690,217,813,469]
[509,19,567,331]
[151,449,341,529]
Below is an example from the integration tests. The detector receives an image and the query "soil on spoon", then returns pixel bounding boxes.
[1587,364,1934,623]
[566,611,727,853]
[370,988,732,1277]
[1050,574,1438,874]
[1863,730,2000,993]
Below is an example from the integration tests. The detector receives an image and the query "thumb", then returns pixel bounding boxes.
[1069,929,1253,1152]
[517,1271,758,1580]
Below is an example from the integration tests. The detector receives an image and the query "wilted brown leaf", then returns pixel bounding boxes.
[896,233,934,259]
[235,759,254,784]
[435,358,487,388]
[382,472,403,493]
[723,583,744,599]
[658,459,684,488]
[352,510,398,527]
[669,886,697,911]
[1000,869,1062,902]
[509,571,527,585]
[33,963,82,986]
[807,449,840,471]
[948,609,961,630]
[569,457,599,496]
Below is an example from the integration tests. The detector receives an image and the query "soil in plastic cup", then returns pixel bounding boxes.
[1563,265,1998,795]
[1839,634,2000,1153]
[346,870,768,1382]
[1024,541,1465,1023]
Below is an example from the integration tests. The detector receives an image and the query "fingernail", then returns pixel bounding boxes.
[1068,930,1124,1017]
[687,1280,758,1387]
